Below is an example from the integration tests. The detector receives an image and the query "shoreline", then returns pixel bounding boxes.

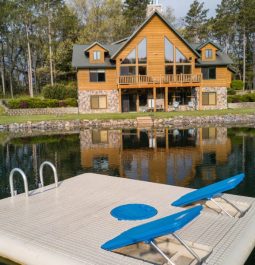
[1,113,255,132]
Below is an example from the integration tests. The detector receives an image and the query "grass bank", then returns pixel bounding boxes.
[0,108,254,125]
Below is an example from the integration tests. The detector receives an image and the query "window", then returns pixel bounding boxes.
[205,49,213,59]
[122,48,136,64]
[164,37,174,63]
[176,65,191,74]
[89,70,105,82]
[202,67,216,80]
[176,48,189,63]
[138,66,147,75]
[165,65,174,75]
[138,38,147,64]
[91,95,107,109]
[202,92,216,106]
[93,51,101,60]
[120,66,136,76]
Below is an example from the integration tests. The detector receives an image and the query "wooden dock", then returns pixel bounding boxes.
[0,173,255,265]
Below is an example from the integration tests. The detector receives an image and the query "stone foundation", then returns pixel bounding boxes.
[78,90,119,114]
[197,87,227,110]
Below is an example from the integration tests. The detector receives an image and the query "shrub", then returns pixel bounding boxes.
[42,84,77,100]
[227,89,236,95]
[231,80,244,90]
[228,93,255,103]
[6,97,78,109]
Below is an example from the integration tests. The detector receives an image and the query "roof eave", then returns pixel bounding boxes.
[84,42,110,53]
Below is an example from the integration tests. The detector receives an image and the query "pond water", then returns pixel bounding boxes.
[0,127,255,264]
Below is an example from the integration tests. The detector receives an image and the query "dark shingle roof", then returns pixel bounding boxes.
[196,51,233,66]
[72,42,126,68]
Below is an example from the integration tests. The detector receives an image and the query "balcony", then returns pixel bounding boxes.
[118,74,202,87]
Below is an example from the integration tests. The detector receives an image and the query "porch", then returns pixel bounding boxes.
[119,87,198,113]
[118,74,202,88]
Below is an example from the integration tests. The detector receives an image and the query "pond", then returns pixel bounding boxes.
[0,127,255,264]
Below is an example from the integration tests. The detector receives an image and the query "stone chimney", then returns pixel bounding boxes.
[147,0,163,16]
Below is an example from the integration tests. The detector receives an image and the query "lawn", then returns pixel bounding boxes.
[0,108,254,125]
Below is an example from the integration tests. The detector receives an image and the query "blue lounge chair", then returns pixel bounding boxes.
[102,206,203,265]
[172,174,245,217]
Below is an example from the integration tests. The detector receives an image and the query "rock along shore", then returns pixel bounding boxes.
[0,114,255,132]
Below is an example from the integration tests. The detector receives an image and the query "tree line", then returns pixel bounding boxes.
[0,0,254,98]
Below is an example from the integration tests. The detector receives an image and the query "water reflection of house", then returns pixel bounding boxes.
[80,127,231,186]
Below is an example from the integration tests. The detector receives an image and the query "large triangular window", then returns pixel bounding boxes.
[138,38,147,64]
[176,48,189,63]
[121,48,136,64]
[164,37,174,63]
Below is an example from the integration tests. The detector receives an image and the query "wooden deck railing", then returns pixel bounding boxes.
[118,74,202,85]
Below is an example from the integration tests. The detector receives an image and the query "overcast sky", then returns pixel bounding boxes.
[161,0,222,18]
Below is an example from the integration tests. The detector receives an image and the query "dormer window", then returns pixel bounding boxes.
[205,49,213,59]
[93,51,101,61]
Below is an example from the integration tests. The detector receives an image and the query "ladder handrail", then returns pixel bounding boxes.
[9,168,29,197]
[39,161,58,188]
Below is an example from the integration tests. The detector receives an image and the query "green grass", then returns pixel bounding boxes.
[0,108,254,125]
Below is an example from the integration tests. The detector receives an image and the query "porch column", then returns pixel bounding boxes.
[165,87,168,112]
[136,91,139,112]
[118,89,122,113]
[199,87,202,110]
[153,87,156,112]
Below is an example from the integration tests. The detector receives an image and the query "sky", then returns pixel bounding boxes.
[161,0,222,18]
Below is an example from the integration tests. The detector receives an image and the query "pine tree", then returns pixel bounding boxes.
[123,0,150,36]
[183,0,209,43]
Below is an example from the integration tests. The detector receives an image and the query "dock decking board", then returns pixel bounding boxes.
[0,173,254,265]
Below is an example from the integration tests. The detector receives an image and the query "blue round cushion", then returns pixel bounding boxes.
[110,204,158,221]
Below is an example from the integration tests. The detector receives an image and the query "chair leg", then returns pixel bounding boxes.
[149,240,176,265]
[210,198,234,218]
[220,196,244,217]
[172,233,202,264]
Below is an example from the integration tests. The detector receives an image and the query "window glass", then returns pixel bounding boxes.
[176,65,183,74]
[138,66,147,75]
[184,65,191,74]
[165,65,174,75]
[89,70,105,82]
[209,93,216,105]
[202,67,216,80]
[91,95,107,109]
[176,48,189,63]
[91,96,99,109]
[122,48,136,64]
[202,92,216,105]
[205,49,213,59]
[99,96,107,108]
[120,66,136,76]
[138,38,147,64]
[93,51,101,60]
[164,37,174,63]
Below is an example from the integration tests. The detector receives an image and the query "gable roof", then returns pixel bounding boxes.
[111,10,200,59]
[196,41,222,51]
[72,43,126,68]
[196,51,233,66]
[84,42,110,53]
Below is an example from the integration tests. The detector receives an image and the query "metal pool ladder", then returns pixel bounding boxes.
[39,161,58,188]
[9,168,29,197]
[9,161,58,198]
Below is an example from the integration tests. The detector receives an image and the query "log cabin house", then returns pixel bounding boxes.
[72,11,234,113]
